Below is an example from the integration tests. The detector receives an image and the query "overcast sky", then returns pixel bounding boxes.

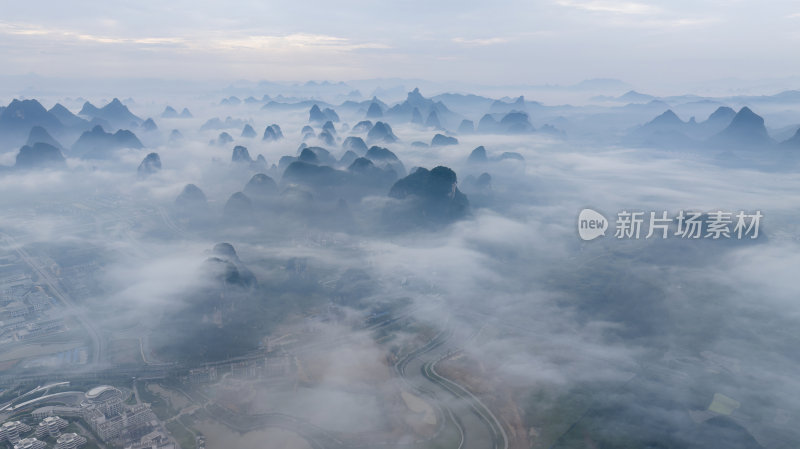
[2,0,800,87]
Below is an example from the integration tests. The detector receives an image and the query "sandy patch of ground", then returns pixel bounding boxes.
[147,383,190,410]
[197,419,312,449]
[401,391,436,425]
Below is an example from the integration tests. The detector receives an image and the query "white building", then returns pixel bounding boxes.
[83,385,124,417]
[55,433,87,449]
[88,403,155,442]
[32,406,84,420]
[1,421,32,444]
[13,437,46,449]
[35,416,68,438]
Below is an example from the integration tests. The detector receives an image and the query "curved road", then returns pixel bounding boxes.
[395,323,508,449]
[186,320,509,449]
[213,323,508,449]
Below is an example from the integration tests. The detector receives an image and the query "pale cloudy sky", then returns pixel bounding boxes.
[1,0,799,86]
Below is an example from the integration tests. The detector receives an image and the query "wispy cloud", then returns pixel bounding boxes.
[0,21,387,52]
[215,33,389,51]
[555,0,661,15]
[0,21,185,46]
[451,31,555,47]
[612,16,720,29]
[552,1,716,28]
[451,36,511,46]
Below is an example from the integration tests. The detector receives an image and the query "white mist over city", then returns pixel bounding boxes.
[0,2,799,449]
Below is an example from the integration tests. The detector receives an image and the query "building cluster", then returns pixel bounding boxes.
[0,263,67,345]
[0,421,32,445]
[0,418,85,449]
[31,385,174,449]
[35,417,67,438]
[86,402,153,442]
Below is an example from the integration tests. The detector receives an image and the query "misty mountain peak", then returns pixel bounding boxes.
[618,90,656,103]
[345,155,372,172]
[342,136,368,155]
[27,125,64,150]
[386,165,470,227]
[425,110,442,129]
[299,147,320,164]
[15,142,66,170]
[205,243,256,288]
[649,109,684,126]
[365,145,399,162]
[223,192,254,220]
[366,102,383,118]
[339,150,358,167]
[72,125,143,158]
[212,242,239,261]
[80,98,142,128]
[367,121,397,143]
[263,124,283,141]
[500,111,534,133]
[710,106,772,148]
[322,120,336,136]
[176,184,207,206]
[142,117,158,131]
[241,124,257,138]
[732,107,763,127]
[309,104,325,122]
[478,114,499,132]
[244,173,278,198]
[0,99,63,140]
[431,133,458,146]
[405,88,429,109]
[137,152,161,177]
[317,130,335,146]
[707,106,736,123]
[232,145,253,163]
[468,146,488,163]
[79,101,100,116]
[48,103,86,128]
[352,120,373,133]
[5,99,47,119]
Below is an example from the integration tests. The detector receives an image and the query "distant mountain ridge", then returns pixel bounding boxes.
[79,98,142,129]
[626,106,782,150]
[72,125,144,159]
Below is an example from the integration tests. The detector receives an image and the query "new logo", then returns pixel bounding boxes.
[578,208,608,241]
